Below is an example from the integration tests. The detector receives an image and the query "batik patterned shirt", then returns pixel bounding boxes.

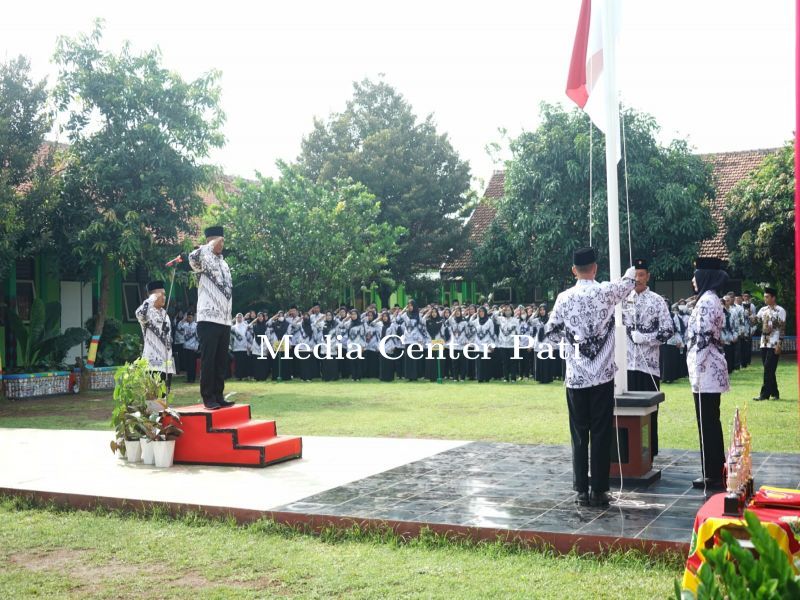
[686,290,729,394]
[756,305,786,349]
[622,288,674,377]
[135,294,175,374]
[544,268,636,389]
[188,241,233,325]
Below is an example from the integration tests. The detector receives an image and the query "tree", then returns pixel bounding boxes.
[724,142,794,323]
[0,55,54,281]
[212,163,402,309]
[477,104,716,293]
[298,77,472,306]
[52,22,225,341]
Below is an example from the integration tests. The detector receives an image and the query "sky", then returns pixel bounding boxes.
[1,0,793,192]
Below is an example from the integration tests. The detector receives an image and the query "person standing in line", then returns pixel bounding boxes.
[230,313,250,380]
[181,312,199,384]
[685,257,729,491]
[188,226,233,410]
[545,247,637,508]
[753,287,786,401]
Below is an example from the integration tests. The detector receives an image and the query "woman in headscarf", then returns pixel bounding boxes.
[441,308,453,379]
[363,309,381,379]
[686,257,729,491]
[447,306,468,381]
[371,310,401,382]
[396,299,428,381]
[343,308,367,381]
[290,311,319,382]
[334,307,351,380]
[269,310,291,381]
[464,304,479,380]
[249,311,271,381]
[316,310,340,382]
[230,313,251,380]
[494,304,521,382]
[531,303,555,384]
[423,306,445,382]
[470,306,496,382]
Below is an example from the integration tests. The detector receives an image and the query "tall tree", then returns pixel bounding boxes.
[477,103,716,293]
[298,78,472,306]
[212,163,402,309]
[724,142,794,320]
[52,23,225,340]
[0,55,54,281]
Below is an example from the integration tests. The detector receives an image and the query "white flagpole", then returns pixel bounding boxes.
[602,0,628,395]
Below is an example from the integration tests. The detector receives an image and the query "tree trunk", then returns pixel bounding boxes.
[378,283,392,311]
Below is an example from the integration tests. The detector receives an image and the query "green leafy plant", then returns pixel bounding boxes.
[6,298,90,371]
[676,511,800,599]
[110,358,175,454]
[141,400,183,442]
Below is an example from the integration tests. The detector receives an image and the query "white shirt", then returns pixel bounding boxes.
[188,241,233,325]
[756,305,786,349]
[135,294,175,374]
[686,290,729,394]
[182,321,199,351]
[622,288,674,377]
[545,267,636,389]
[230,321,249,352]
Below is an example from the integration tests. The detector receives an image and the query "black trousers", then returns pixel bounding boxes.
[378,352,396,382]
[233,350,249,379]
[197,321,230,406]
[450,349,467,381]
[173,343,183,373]
[534,354,555,384]
[404,347,421,381]
[724,343,736,374]
[740,337,752,367]
[497,347,518,381]
[157,371,173,395]
[350,355,364,380]
[693,392,725,482]
[476,352,493,382]
[182,347,198,383]
[566,380,614,494]
[365,350,380,379]
[252,355,270,381]
[321,356,339,381]
[760,348,780,399]
[627,370,661,456]
[660,344,681,383]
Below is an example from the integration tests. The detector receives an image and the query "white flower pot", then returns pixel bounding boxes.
[153,440,176,468]
[124,439,142,463]
[140,438,155,465]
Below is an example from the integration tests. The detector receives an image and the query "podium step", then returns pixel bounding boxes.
[169,404,302,467]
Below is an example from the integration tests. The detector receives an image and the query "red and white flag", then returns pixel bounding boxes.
[566,0,619,143]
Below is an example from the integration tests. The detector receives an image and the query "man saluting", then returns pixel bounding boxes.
[135,280,175,392]
[545,247,636,508]
[189,226,234,410]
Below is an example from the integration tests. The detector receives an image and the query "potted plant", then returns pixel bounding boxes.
[140,399,183,467]
[110,358,169,459]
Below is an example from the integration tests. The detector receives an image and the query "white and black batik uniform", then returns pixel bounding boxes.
[396,309,428,381]
[316,318,341,381]
[622,288,674,382]
[423,315,445,382]
[686,289,728,482]
[135,294,175,378]
[230,320,250,380]
[364,318,382,379]
[346,317,367,381]
[544,267,636,495]
[661,311,685,383]
[755,304,786,400]
[530,314,555,384]
[291,318,320,381]
[494,313,521,382]
[447,316,469,381]
[470,313,497,382]
[188,241,233,406]
[372,318,401,381]
[181,320,199,383]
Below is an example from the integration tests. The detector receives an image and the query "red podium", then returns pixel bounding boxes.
[168,404,302,468]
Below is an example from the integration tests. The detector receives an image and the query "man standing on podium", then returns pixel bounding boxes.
[622,258,674,457]
[545,247,637,508]
[189,226,234,410]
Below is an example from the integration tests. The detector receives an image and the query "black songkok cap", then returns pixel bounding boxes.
[633,258,649,270]
[573,247,596,267]
[147,280,165,292]
[204,225,224,238]
[764,287,777,297]
[694,257,723,270]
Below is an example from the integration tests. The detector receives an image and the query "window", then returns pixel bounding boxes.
[16,280,36,321]
[122,282,143,322]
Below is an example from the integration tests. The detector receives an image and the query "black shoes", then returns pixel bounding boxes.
[203,401,223,410]
[575,492,590,506]
[589,491,611,508]
[753,396,768,402]
[692,477,725,491]
[217,397,235,407]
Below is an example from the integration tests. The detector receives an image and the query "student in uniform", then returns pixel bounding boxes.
[464,305,479,380]
[345,309,367,381]
[661,304,685,384]
[230,313,250,380]
[173,311,185,374]
[249,312,271,381]
[269,311,291,381]
[317,311,341,382]
[721,295,738,375]
[494,305,521,382]
[447,307,468,381]
[363,309,381,379]
[291,311,319,382]
[334,307,351,380]
[686,257,729,490]
[532,304,555,384]
[471,306,496,382]
[135,280,176,392]
[740,291,757,368]
[396,300,428,381]
[373,311,401,382]
[181,312,199,384]
[423,307,445,382]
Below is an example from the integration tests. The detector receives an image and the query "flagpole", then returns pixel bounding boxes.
[794,0,799,441]
[602,0,627,395]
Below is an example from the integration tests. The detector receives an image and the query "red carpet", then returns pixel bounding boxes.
[169,404,302,467]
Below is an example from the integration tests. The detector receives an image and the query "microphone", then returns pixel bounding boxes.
[165,254,183,267]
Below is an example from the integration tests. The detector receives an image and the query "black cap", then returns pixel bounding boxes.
[146,280,165,292]
[764,287,777,296]
[204,225,224,238]
[573,247,596,267]
[694,257,723,270]
[743,290,752,295]
[289,304,298,310]
[633,258,649,270]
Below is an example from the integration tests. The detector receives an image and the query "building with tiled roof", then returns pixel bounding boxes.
[438,149,778,304]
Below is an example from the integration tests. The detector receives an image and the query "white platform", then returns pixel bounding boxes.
[0,429,468,510]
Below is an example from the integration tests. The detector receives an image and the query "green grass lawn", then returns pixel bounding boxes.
[0,497,683,599]
[1,358,797,453]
